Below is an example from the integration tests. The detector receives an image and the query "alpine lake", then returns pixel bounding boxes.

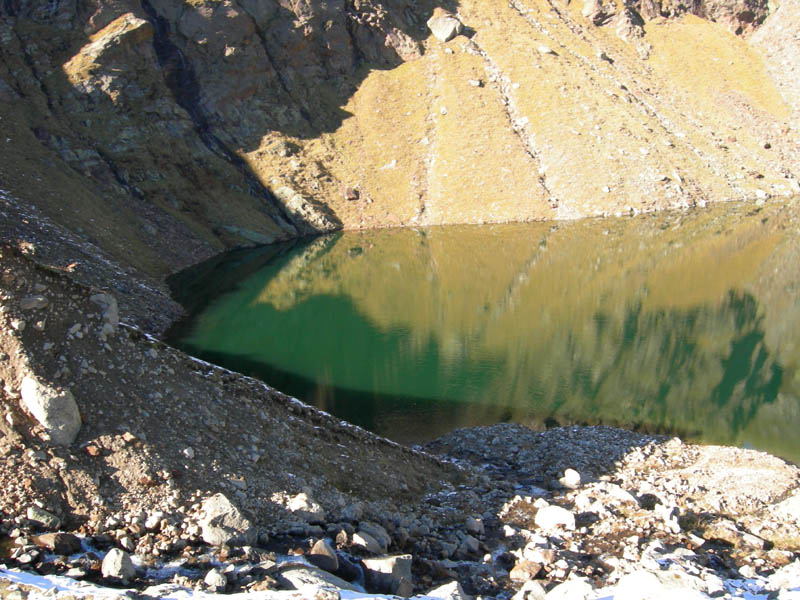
[167,201,800,465]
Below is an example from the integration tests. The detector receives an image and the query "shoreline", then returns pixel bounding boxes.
[1,237,799,598]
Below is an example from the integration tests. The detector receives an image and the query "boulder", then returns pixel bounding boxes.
[34,533,82,555]
[286,492,326,523]
[199,493,257,546]
[427,580,473,600]
[362,554,413,596]
[101,548,136,582]
[21,376,82,445]
[352,531,384,554]
[27,507,61,530]
[427,11,463,43]
[308,538,339,572]
[277,564,358,592]
[358,521,391,551]
[204,568,227,592]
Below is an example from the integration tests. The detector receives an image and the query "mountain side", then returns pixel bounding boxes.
[0,0,799,293]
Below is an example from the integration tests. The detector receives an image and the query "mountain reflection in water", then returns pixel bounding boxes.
[168,202,800,464]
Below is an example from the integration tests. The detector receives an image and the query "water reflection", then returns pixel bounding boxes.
[168,202,800,463]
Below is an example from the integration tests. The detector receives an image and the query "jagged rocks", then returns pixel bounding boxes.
[198,493,257,546]
[20,375,82,446]
[427,10,464,43]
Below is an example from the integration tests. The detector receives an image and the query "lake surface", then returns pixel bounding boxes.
[168,201,800,464]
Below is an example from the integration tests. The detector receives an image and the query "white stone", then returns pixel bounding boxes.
[535,505,575,531]
[204,568,227,592]
[353,531,384,554]
[21,376,81,445]
[363,554,413,596]
[559,468,581,489]
[426,14,463,42]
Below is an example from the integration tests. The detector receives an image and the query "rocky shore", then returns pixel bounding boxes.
[1,238,799,599]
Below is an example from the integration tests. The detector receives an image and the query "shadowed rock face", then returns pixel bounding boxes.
[0,0,798,288]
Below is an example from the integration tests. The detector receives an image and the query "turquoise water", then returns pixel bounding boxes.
[168,203,800,462]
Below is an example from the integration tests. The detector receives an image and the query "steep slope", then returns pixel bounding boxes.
[1,0,799,290]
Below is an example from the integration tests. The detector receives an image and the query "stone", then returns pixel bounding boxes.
[277,565,359,592]
[510,559,542,582]
[427,580,473,600]
[101,548,136,582]
[199,493,257,546]
[308,538,338,572]
[204,568,227,592]
[89,293,119,329]
[534,505,575,531]
[512,581,547,600]
[362,554,413,596]
[459,534,480,555]
[358,521,391,551]
[537,44,556,55]
[465,517,484,535]
[27,506,61,530]
[20,376,82,445]
[427,12,463,43]
[559,468,581,489]
[19,295,48,310]
[353,531,384,554]
[34,532,82,555]
[286,492,326,523]
[544,577,593,599]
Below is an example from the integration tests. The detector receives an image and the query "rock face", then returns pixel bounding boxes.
[198,494,257,546]
[20,376,82,445]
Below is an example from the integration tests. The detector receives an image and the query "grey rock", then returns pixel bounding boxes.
[427,13,463,43]
[20,295,48,310]
[20,376,81,445]
[362,554,413,597]
[199,493,257,546]
[204,568,227,592]
[358,521,391,551]
[352,531,384,554]
[26,506,61,530]
[277,564,358,592]
[465,517,484,535]
[286,492,326,523]
[534,505,575,531]
[513,581,547,600]
[101,548,136,582]
[308,538,339,572]
[427,580,473,600]
[510,559,542,582]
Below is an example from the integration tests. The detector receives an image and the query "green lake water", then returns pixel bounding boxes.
[167,202,800,464]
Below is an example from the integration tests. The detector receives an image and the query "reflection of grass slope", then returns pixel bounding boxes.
[178,204,800,460]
